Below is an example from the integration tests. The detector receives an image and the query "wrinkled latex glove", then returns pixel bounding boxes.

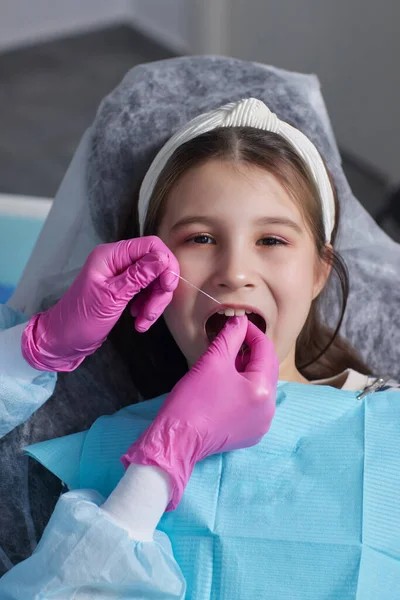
[122,316,279,510]
[21,236,179,371]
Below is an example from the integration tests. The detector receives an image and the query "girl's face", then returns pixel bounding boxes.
[157,159,331,382]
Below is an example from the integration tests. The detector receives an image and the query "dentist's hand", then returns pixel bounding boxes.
[122,316,279,510]
[21,236,179,371]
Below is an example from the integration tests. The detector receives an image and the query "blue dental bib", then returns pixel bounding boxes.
[27,382,400,599]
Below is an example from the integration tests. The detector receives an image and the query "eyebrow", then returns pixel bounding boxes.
[170,215,303,234]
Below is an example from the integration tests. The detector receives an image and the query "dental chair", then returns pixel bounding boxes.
[3,55,400,572]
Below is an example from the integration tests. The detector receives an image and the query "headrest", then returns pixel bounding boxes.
[10,56,400,378]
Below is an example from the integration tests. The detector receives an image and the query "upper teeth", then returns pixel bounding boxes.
[217,308,255,317]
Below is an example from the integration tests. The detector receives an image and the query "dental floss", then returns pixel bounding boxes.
[167,270,222,306]
[168,269,250,362]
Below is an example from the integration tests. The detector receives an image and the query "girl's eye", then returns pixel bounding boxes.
[187,234,215,244]
[257,236,287,247]
[185,235,287,246]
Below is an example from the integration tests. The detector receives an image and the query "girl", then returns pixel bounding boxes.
[0,98,399,598]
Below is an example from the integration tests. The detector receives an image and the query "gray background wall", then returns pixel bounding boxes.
[227,0,400,183]
[0,0,192,54]
[127,0,190,53]
[125,0,400,184]
[0,0,128,50]
[0,0,398,192]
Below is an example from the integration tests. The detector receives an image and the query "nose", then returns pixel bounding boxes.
[211,246,257,292]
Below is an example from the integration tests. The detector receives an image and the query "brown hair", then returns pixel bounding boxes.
[110,127,371,399]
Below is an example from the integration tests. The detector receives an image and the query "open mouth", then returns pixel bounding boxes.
[205,309,267,344]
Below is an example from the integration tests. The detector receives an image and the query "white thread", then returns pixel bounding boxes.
[168,270,222,305]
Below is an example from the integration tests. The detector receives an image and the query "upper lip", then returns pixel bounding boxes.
[204,303,268,328]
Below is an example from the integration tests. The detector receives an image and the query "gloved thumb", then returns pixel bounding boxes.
[206,315,248,363]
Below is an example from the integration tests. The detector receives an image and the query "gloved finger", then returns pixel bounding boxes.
[110,236,172,275]
[207,315,248,361]
[243,321,275,370]
[131,237,180,293]
[158,254,180,292]
[134,286,174,332]
[107,252,169,303]
[130,256,179,317]
[235,345,251,373]
[130,287,151,317]
[159,269,180,293]
[243,320,279,380]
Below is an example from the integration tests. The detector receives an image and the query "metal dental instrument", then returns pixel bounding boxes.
[168,270,222,306]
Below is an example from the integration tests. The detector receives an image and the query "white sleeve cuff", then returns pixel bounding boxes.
[0,322,46,381]
[101,464,171,542]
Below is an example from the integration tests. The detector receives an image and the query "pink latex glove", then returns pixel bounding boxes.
[122,315,279,510]
[22,236,179,371]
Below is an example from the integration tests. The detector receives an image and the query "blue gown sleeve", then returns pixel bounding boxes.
[0,489,186,599]
[0,304,57,438]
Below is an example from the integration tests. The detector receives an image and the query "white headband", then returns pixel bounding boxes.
[138,98,335,242]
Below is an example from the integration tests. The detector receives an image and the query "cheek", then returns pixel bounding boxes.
[161,245,212,330]
[275,250,316,297]
[162,282,198,347]
[163,282,190,330]
[270,252,316,338]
